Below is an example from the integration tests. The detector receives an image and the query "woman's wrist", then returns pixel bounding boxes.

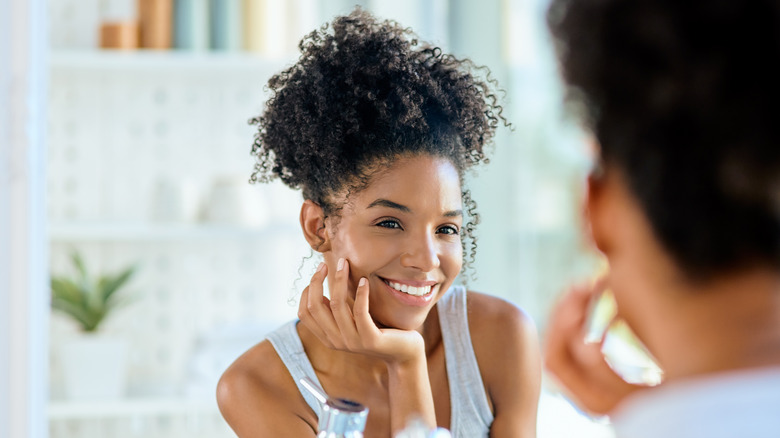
[386,351,436,432]
[385,348,425,374]
[383,336,426,368]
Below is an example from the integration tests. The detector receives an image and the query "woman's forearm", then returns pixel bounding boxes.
[386,355,437,435]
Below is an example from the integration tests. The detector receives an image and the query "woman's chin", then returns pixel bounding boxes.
[371,313,427,331]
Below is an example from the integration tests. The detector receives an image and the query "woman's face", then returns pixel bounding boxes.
[325,154,464,331]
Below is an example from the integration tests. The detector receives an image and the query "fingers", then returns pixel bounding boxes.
[299,258,370,351]
[549,280,608,349]
[330,258,360,344]
[545,283,596,353]
[544,282,599,391]
[298,286,330,345]
[354,276,380,338]
[298,262,340,347]
[543,279,642,415]
[298,258,385,356]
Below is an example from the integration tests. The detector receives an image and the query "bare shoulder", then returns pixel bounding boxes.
[466,291,541,436]
[465,290,540,378]
[217,338,317,437]
[466,291,538,344]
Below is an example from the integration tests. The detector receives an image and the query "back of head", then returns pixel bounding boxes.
[548,0,780,279]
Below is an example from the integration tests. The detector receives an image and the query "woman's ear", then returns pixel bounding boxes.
[300,199,331,253]
[585,164,611,255]
[586,163,636,257]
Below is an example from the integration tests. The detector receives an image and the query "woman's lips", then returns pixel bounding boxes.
[379,278,438,307]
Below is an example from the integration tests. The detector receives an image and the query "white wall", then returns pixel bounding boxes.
[0,0,49,437]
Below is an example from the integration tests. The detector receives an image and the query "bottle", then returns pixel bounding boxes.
[209,0,242,51]
[138,0,173,49]
[301,377,368,438]
[394,417,452,438]
[317,397,368,438]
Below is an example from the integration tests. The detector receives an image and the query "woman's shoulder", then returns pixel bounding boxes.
[217,339,281,402]
[465,290,537,338]
[464,290,540,383]
[217,338,317,436]
[465,290,542,434]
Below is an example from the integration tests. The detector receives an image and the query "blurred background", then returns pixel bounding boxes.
[42,0,613,436]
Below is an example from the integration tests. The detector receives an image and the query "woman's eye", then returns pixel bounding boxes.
[437,225,459,235]
[376,219,402,229]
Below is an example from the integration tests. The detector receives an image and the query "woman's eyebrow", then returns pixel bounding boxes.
[367,199,463,218]
[367,198,411,212]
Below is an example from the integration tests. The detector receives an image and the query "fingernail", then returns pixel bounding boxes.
[359,277,367,287]
[337,258,345,272]
[317,262,325,272]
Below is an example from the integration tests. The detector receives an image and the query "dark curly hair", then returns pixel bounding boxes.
[548,0,780,279]
[249,8,505,271]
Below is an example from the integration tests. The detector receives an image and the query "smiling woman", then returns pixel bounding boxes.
[216,7,541,438]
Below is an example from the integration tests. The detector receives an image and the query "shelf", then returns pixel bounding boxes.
[48,396,219,420]
[49,49,296,71]
[48,222,300,241]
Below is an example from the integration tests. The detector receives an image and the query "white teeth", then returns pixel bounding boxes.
[385,281,432,297]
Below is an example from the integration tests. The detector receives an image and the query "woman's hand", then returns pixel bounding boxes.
[298,258,436,432]
[298,258,424,364]
[543,280,647,416]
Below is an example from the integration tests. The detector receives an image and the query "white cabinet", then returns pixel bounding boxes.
[47,51,309,438]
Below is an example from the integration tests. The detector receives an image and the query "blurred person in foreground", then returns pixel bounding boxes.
[543,0,780,437]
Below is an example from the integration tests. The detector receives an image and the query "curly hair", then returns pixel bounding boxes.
[249,8,505,270]
[548,0,780,279]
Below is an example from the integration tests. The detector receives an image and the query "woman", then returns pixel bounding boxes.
[544,0,780,436]
[217,9,541,438]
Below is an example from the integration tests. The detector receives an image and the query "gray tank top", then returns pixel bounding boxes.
[266,285,494,437]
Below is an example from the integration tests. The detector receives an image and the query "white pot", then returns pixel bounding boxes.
[202,176,269,227]
[59,335,129,400]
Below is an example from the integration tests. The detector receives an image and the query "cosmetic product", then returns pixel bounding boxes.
[138,0,173,49]
[394,418,452,438]
[174,0,209,50]
[209,0,242,51]
[99,21,140,49]
[300,377,368,437]
[242,0,286,56]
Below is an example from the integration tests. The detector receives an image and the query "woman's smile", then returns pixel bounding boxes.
[380,278,437,296]
[378,277,440,307]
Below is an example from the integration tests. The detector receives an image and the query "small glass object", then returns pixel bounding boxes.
[300,377,369,438]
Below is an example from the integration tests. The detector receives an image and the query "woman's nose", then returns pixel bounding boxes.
[399,233,440,272]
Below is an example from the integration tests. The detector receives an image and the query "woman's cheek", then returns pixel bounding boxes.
[444,241,464,274]
[330,234,384,284]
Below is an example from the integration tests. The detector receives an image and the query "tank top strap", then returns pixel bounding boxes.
[266,320,323,417]
[437,285,494,437]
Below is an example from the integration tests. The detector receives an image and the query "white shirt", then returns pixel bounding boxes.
[611,367,780,438]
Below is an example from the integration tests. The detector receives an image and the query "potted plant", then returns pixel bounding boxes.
[51,252,136,400]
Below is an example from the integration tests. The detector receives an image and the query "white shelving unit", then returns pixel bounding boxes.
[49,222,300,242]
[48,397,220,420]
[50,50,295,71]
[47,49,309,438]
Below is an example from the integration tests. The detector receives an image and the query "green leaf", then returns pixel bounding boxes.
[51,277,84,305]
[98,265,135,304]
[50,251,137,333]
[51,298,99,331]
[71,252,90,291]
